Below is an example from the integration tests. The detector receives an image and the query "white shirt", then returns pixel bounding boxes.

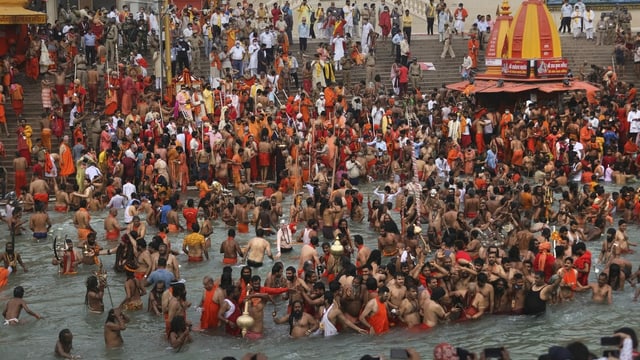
[367,138,387,156]
[229,45,245,60]
[561,3,573,17]
[123,182,136,199]
[435,157,450,177]
[260,31,273,48]
[107,194,127,209]
[182,27,194,38]
[276,226,293,254]
[628,109,640,133]
[373,186,402,204]
[85,165,102,181]
[572,142,585,160]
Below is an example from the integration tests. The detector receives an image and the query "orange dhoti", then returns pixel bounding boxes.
[168,224,179,233]
[223,257,238,265]
[289,176,301,192]
[258,152,270,167]
[134,272,146,280]
[14,170,25,196]
[33,192,48,203]
[512,149,524,166]
[475,132,485,153]
[41,128,52,151]
[106,229,120,240]
[238,222,249,233]
[77,228,92,241]
[105,91,118,116]
[302,168,310,183]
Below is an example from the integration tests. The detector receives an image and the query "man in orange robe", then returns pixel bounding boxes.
[199,276,220,330]
[59,135,75,179]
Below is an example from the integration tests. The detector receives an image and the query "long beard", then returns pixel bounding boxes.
[292,310,303,321]
[242,275,251,283]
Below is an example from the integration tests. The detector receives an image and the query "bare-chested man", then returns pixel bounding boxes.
[387,273,407,313]
[615,220,637,253]
[246,275,288,340]
[577,272,613,304]
[13,152,27,197]
[135,239,153,283]
[126,216,146,239]
[340,275,368,322]
[377,227,398,258]
[29,201,51,241]
[53,180,70,212]
[319,291,367,336]
[220,229,244,265]
[421,286,454,329]
[104,208,124,241]
[73,199,95,241]
[152,242,180,279]
[451,282,487,320]
[2,286,42,325]
[104,308,129,348]
[273,299,319,338]
[398,285,421,327]
[234,197,250,233]
[355,235,371,270]
[29,172,50,209]
[298,236,320,274]
[245,229,273,267]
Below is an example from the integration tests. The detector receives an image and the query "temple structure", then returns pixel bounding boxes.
[0,0,45,58]
[448,0,598,97]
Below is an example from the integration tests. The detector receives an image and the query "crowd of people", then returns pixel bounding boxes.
[1,0,640,359]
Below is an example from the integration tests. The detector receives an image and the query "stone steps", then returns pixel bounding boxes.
[0,35,628,195]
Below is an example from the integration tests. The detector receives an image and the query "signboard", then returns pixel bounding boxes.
[501,59,530,78]
[485,58,502,67]
[534,59,568,78]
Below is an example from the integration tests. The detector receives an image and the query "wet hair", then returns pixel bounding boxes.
[615,327,638,349]
[271,261,284,275]
[58,328,72,346]
[365,277,378,291]
[366,250,382,266]
[431,286,445,301]
[324,291,334,304]
[13,286,24,298]
[105,308,118,323]
[170,315,187,333]
[172,282,186,300]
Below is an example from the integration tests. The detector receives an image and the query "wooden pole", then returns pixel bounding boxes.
[163,0,172,87]
[330,112,337,188]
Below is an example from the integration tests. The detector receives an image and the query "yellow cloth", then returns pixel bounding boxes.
[402,15,412,27]
[183,232,205,249]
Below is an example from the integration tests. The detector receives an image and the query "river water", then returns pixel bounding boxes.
[1,183,639,360]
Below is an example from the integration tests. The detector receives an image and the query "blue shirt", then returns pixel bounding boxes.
[160,204,172,225]
[486,149,497,169]
[147,268,175,289]
[298,23,310,38]
[84,33,96,47]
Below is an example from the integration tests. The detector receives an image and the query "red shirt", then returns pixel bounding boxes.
[398,66,409,83]
[574,250,592,286]
[455,250,472,263]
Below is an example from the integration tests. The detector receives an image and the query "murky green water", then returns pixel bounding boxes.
[0,183,639,359]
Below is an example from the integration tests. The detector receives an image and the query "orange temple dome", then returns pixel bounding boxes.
[507,0,562,59]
